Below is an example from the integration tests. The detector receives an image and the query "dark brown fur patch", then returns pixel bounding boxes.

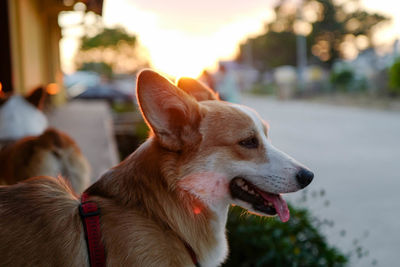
[0,128,85,185]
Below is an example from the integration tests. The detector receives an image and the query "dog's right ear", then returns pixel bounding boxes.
[26,86,46,110]
[176,77,219,101]
[136,70,202,151]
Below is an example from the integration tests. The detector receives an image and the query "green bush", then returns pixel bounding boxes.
[330,69,354,91]
[222,205,348,267]
[330,65,366,92]
[389,58,400,94]
[250,83,276,95]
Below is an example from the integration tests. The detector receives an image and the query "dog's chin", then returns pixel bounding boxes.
[229,177,290,222]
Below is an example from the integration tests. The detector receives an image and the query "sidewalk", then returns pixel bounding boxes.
[48,100,119,183]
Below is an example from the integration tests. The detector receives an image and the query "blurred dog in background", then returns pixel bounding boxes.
[0,87,90,193]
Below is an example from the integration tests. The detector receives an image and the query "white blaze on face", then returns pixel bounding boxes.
[0,96,48,140]
[231,104,304,194]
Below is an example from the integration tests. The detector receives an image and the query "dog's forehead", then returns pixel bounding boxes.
[200,101,267,136]
[230,104,266,133]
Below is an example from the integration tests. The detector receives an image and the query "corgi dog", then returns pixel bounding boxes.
[0,87,90,193]
[0,70,313,266]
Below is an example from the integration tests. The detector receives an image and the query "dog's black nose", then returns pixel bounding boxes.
[296,168,314,188]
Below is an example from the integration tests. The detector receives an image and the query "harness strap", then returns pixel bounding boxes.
[184,242,201,267]
[79,193,106,267]
[79,193,200,267]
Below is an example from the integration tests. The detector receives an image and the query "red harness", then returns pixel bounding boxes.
[79,193,106,267]
[79,193,200,267]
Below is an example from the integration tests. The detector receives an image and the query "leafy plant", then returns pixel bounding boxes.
[223,205,348,267]
[330,64,367,92]
[388,58,400,94]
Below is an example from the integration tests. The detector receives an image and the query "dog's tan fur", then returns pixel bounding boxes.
[0,177,88,266]
[0,70,312,266]
[0,128,90,193]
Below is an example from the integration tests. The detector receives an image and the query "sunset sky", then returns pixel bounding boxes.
[60,0,400,78]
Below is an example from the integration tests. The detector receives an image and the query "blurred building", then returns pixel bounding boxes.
[0,0,102,103]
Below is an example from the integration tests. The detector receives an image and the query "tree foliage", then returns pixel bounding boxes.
[80,27,137,50]
[76,27,149,75]
[238,0,389,71]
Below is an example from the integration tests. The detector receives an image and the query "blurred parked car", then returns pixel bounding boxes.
[64,71,133,102]
[75,83,132,102]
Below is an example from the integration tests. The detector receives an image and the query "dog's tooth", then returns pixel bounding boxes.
[236,179,245,186]
[249,189,255,194]
[264,201,273,207]
[243,185,248,191]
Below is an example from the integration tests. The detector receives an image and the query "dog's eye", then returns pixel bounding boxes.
[239,137,259,149]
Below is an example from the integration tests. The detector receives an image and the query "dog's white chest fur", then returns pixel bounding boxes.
[200,210,229,267]
[0,95,47,139]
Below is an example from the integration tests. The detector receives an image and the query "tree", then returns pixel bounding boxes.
[240,31,299,72]
[75,27,149,76]
[237,0,389,71]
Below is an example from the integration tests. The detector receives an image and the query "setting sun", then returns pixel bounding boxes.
[102,0,274,77]
[60,0,275,77]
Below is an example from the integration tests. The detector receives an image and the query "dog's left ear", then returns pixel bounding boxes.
[26,86,46,110]
[137,70,202,151]
[176,77,219,101]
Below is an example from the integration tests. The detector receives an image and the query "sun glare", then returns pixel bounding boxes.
[59,0,400,76]
[102,0,271,78]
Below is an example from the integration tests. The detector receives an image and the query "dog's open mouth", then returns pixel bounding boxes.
[229,177,290,222]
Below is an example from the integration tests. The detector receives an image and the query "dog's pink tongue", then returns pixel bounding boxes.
[259,192,290,222]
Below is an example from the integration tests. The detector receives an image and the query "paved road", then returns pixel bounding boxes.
[241,95,400,267]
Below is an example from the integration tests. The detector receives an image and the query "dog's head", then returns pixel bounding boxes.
[0,87,48,140]
[137,70,313,222]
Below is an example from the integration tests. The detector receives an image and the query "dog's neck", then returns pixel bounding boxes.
[87,138,229,265]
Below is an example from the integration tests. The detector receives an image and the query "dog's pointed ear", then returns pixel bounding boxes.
[176,77,219,101]
[136,70,202,151]
[26,86,46,110]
